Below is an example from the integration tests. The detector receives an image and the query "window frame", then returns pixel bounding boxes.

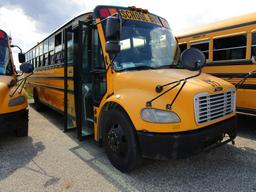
[251,31,256,60]
[212,33,247,63]
[190,40,210,61]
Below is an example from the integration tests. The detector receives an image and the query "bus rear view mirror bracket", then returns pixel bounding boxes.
[181,48,206,71]
[105,16,121,54]
[10,44,26,63]
[10,62,34,97]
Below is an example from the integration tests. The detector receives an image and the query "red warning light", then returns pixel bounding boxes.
[99,8,110,18]
[0,31,6,39]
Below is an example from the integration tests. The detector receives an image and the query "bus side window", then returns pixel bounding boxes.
[179,43,187,53]
[93,30,105,69]
[54,32,63,64]
[39,43,43,67]
[66,32,74,65]
[43,39,49,66]
[190,41,209,60]
[213,34,247,61]
[93,30,106,105]
[32,49,36,68]
[35,46,39,68]
[252,32,256,60]
[49,37,54,65]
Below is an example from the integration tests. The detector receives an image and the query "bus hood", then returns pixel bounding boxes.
[113,69,233,94]
[111,69,236,133]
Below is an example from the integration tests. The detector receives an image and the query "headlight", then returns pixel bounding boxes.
[8,96,26,106]
[141,108,180,123]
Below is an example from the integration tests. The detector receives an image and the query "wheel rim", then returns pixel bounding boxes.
[106,123,128,158]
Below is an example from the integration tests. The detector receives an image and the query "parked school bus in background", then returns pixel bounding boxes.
[176,12,256,116]
[0,29,34,137]
[25,5,237,172]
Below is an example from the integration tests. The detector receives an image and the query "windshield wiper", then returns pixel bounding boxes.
[118,65,155,72]
[235,70,256,88]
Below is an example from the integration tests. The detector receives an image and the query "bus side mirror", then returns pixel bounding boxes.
[20,62,34,73]
[105,17,121,54]
[181,48,206,71]
[18,53,26,63]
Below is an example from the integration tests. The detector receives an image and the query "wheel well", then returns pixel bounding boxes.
[98,102,132,141]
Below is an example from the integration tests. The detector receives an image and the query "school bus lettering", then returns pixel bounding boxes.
[119,9,162,26]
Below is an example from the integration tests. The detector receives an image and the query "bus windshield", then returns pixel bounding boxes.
[0,39,9,75]
[112,20,181,71]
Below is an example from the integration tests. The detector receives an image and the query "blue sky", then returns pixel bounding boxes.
[0,0,255,66]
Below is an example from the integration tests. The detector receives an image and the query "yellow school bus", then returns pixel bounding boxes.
[0,29,33,137]
[25,5,237,172]
[176,12,256,116]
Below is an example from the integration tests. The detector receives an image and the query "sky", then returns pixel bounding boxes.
[0,0,255,68]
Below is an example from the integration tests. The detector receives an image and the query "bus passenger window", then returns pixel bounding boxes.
[252,32,256,59]
[55,32,63,64]
[190,41,209,59]
[49,37,54,65]
[66,32,74,65]
[35,46,39,68]
[43,40,49,66]
[213,34,246,61]
[39,43,43,66]
[179,43,187,53]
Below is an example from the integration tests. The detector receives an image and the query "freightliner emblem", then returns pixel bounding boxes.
[203,80,223,92]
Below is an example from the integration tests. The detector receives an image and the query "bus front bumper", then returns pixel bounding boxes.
[137,116,237,160]
[0,109,28,133]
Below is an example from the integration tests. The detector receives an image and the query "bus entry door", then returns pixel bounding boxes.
[64,22,93,140]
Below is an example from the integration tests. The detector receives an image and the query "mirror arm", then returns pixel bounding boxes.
[9,79,24,97]
[18,78,27,94]
[235,70,256,89]
[10,45,23,53]
[156,69,201,92]
[146,81,181,107]
[93,13,119,26]
[147,70,202,108]
[166,80,187,110]
[166,70,202,110]
[107,54,118,71]
[16,72,24,79]
[9,72,33,97]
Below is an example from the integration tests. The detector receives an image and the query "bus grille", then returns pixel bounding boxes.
[194,89,236,124]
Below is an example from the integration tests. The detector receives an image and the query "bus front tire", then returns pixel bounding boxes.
[16,110,29,137]
[103,107,142,173]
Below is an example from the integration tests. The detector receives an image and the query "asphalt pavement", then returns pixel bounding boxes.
[0,105,256,192]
